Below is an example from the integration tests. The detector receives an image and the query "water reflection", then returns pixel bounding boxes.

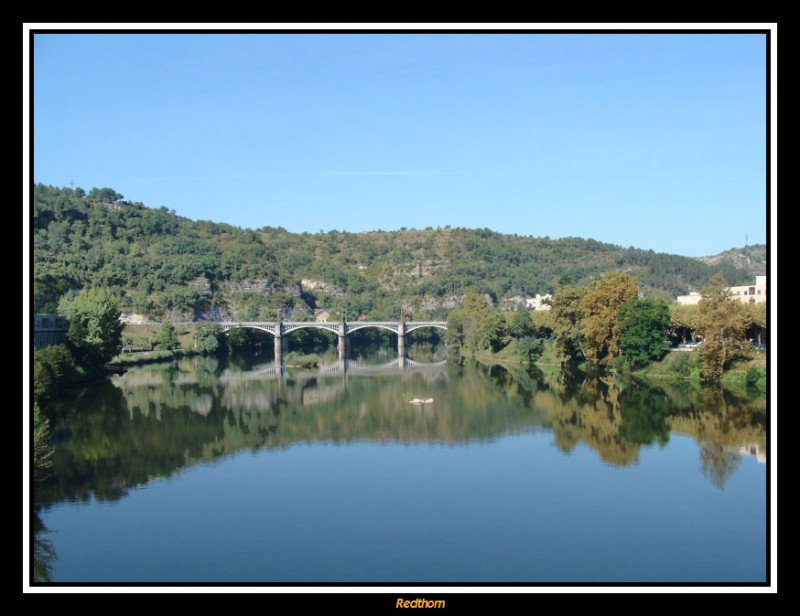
[38,355,766,510]
[32,510,58,583]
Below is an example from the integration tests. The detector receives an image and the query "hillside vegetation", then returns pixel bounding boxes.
[698,244,767,277]
[33,184,757,321]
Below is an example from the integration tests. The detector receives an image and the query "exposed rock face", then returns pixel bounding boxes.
[301,279,344,296]
[221,278,275,294]
[193,305,231,322]
[401,295,462,313]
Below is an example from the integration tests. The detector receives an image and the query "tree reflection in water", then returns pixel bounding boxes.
[32,510,57,583]
[37,355,766,510]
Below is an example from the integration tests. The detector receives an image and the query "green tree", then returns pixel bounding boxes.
[549,285,585,366]
[33,352,55,405]
[695,275,750,383]
[445,309,465,358]
[742,301,767,346]
[509,308,534,339]
[460,291,507,354]
[617,299,671,368]
[446,292,508,357]
[156,323,180,351]
[226,327,251,352]
[580,273,638,368]
[32,344,76,404]
[88,187,123,202]
[669,304,701,344]
[195,322,224,354]
[515,336,544,363]
[58,288,123,369]
[33,403,53,483]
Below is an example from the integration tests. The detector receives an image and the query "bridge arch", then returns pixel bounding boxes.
[346,322,400,335]
[221,323,277,336]
[404,322,448,334]
[282,322,343,336]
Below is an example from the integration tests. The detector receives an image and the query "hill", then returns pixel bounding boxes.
[698,244,767,277]
[32,184,758,321]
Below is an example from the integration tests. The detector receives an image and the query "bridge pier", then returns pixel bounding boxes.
[397,321,406,358]
[274,323,287,361]
[338,332,347,360]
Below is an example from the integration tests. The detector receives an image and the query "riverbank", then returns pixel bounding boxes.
[109,347,204,368]
[466,340,767,396]
[631,349,767,394]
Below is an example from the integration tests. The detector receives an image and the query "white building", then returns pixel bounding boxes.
[676,276,767,305]
[728,275,767,304]
[675,291,703,306]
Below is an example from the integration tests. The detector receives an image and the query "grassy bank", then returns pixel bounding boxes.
[121,322,197,352]
[109,347,203,368]
[720,355,768,393]
[632,348,767,394]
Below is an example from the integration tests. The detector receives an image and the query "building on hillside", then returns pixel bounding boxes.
[676,276,767,305]
[315,309,332,322]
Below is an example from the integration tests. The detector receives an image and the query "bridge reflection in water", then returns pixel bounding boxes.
[220,357,449,381]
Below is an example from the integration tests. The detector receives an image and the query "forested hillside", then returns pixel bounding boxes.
[32,184,757,321]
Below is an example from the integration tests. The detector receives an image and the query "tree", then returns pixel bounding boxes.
[509,308,534,339]
[580,273,638,368]
[156,323,180,351]
[669,304,701,343]
[446,292,508,357]
[58,288,123,369]
[695,275,750,383]
[460,291,507,354]
[88,187,123,202]
[515,336,544,363]
[445,309,465,357]
[195,322,224,354]
[32,344,76,403]
[742,301,767,346]
[549,285,585,366]
[617,299,671,369]
[33,403,53,483]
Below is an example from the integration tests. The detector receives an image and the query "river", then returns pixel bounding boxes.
[31,348,768,584]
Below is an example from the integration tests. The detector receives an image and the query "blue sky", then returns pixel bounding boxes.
[32,31,769,256]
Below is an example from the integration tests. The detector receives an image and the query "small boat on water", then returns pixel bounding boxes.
[409,398,434,405]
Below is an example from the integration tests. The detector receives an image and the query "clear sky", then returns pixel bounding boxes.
[31,30,769,257]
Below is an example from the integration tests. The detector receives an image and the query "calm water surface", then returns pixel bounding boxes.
[33,351,767,584]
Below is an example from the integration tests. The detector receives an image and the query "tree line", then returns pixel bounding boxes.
[546,273,765,383]
[445,272,765,385]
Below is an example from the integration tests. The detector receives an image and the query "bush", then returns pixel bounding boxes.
[746,366,766,391]
[666,350,694,375]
